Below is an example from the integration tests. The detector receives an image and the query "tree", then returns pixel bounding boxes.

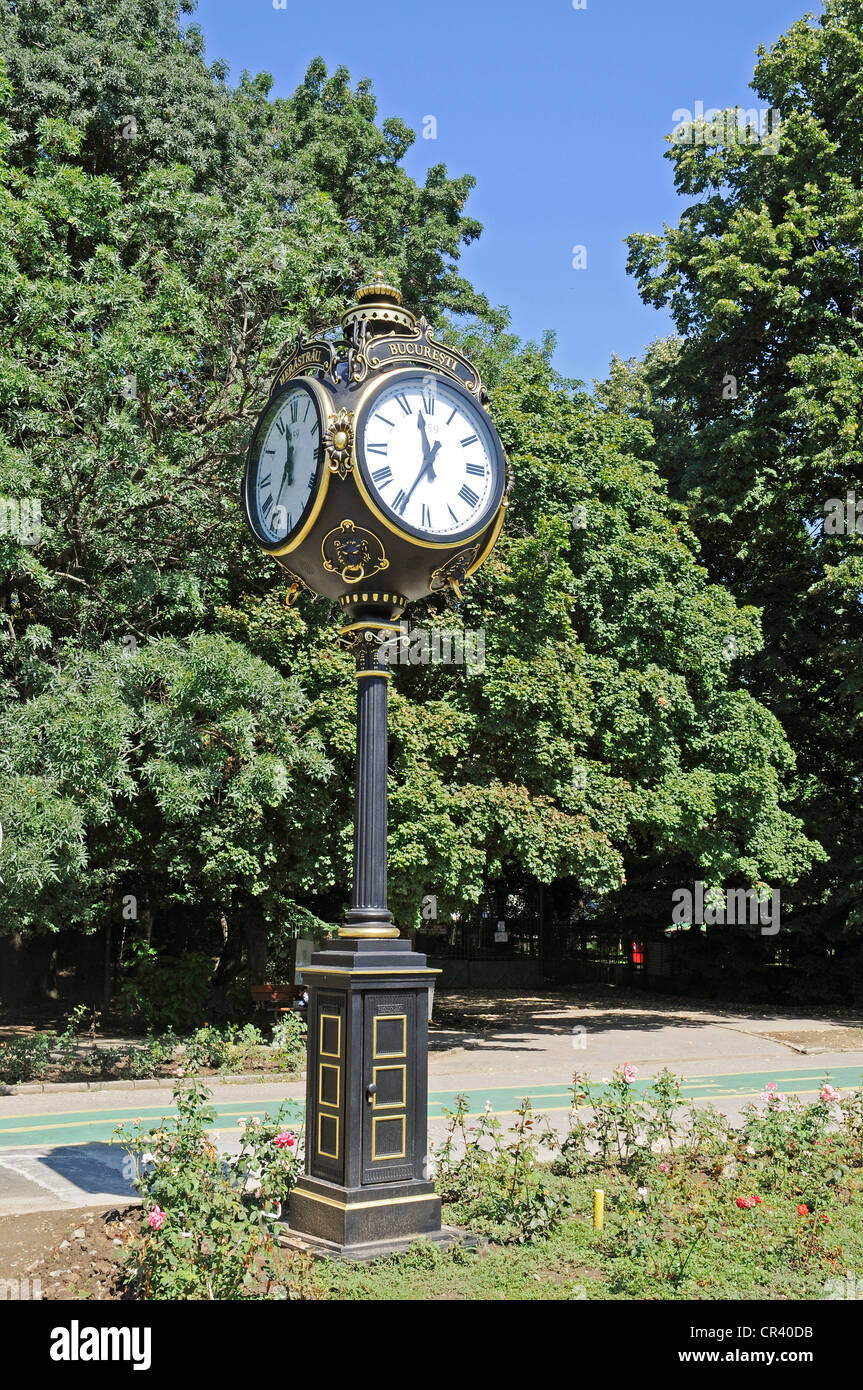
[0,0,822,1008]
[624,0,863,965]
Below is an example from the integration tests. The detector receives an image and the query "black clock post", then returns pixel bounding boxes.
[285,626,449,1258]
[241,276,511,1258]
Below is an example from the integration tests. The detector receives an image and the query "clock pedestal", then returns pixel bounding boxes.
[284,621,451,1259]
[285,936,448,1259]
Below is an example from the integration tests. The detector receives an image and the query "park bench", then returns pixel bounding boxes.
[249,983,305,1026]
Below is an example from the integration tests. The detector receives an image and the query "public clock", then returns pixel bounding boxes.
[243,379,325,550]
[353,369,505,544]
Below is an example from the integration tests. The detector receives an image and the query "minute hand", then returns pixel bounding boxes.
[396,413,441,514]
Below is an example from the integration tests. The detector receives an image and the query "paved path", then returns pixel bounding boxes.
[0,1063,860,1217]
[2,992,862,1215]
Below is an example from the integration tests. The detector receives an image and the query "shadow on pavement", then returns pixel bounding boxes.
[36,1144,134,1197]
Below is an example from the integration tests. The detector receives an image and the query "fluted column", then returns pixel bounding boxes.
[342,626,398,938]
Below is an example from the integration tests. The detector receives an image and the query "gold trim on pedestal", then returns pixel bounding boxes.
[337,925,400,939]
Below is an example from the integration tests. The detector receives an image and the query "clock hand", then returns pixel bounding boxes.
[273,437,295,510]
[417,410,434,468]
[398,434,442,514]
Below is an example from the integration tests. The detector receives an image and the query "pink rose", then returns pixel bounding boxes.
[274,1131,296,1149]
[623,1064,638,1084]
[147,1206,165,1230]
[659,1163,669,1172]
[821,1085,840,1103]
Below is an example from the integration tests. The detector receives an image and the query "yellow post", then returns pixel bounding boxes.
[593,1189,605,1231]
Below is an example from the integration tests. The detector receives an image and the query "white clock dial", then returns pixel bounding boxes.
[359,374,500,539]
[251,384,320,545]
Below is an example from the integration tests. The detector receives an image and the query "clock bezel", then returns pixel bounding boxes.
[242,376,329,554]
[352,366,506,548]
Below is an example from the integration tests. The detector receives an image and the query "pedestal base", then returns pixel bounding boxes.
[278,1224,470,1263]
[288,1173,441,1249]
[291,936,443,1257]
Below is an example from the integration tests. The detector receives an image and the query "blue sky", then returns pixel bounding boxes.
[194,0,816,386]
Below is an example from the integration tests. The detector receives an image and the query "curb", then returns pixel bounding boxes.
[1,1071,305,1097]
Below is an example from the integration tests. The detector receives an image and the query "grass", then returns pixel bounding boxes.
[317,1171,863,1301]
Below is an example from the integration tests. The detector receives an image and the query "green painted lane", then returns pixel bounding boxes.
[1,1064,862,1150]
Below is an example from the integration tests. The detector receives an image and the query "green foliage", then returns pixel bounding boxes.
[0,1032,53,1083]
[433,1094,567,1243]
[270,1012,307,1073]
[623,0,863,958]
[113,1080,314,1300]
[557,1067,734,1179]
[380,347,817,930]
[117,949,230,1032]
[0,0,822,980]
[0,1017,304,1085]
[182,1023,269,1074]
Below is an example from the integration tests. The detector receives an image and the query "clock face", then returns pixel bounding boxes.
[244,381,322,547]
[356,372,504,542]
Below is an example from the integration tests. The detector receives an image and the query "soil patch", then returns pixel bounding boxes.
[0,1204,137,1300]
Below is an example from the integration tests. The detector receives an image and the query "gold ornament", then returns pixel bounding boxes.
[322,519,389,585]
[324,409,354,479]
[430,546,480,600]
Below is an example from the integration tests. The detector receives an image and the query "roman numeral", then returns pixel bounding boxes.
[376,414,395,428]
[303,401,310,421]
[459,484,479,507]
[310,422,318,438]
[275,418,285,436]
[466,462,485,476]
[262,494,273,515]
[421,504,432,529]
[367,441,388,455]
[393,489,409,514]
[264,448,275,455]
[446,407,458,425]
[461,434,478,448]
[394,393,412,416]
[259,472,272,487]
[372,465,393,486]
[290,400,299,423]
[422,393,435,414]
[448,505,459,524]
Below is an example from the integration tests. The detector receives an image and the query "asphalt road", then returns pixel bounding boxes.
[1,1062,860,1216]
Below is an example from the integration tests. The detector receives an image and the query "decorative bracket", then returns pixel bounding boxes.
[347,316,485,401]
[324,409,355,479]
